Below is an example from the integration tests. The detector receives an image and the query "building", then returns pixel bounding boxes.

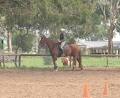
[77,41,120,55]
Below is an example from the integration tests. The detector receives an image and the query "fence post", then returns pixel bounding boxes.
[19,55,21,67]
[106,54,109,67]
[15,55,17,67]
[3,55,5,68]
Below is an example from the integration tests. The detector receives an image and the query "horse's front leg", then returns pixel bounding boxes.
[52,56,58,71]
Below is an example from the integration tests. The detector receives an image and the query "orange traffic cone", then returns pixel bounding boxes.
[103,80,109,96]
[83,81,91,98]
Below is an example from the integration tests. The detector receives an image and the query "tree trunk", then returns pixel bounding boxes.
[108,35,113,54]
[7,32,12,53]
[108,23,115,54]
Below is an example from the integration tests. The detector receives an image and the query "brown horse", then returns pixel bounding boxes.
[39,35,83,70]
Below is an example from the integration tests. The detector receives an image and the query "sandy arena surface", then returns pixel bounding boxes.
[0,68,120,98]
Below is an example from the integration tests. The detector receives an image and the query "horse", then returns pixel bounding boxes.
[39,35,83,70]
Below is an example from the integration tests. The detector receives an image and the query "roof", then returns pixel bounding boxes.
[77,41,120,49]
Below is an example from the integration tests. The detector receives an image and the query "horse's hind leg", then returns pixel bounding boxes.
[69,56,72,68]
[77,56,83,70]
[72,57,76,70]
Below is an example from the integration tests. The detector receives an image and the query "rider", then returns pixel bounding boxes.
[59,28,66,55]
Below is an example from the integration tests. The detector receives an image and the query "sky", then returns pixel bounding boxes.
[113,31,120,41]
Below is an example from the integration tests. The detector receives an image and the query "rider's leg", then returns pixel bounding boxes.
[61,41,66,50]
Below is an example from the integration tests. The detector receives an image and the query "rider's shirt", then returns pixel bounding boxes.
[60,32,64,41]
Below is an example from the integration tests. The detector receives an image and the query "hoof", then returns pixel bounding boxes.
[55,68,58,71]
[72,67,74,71]
[80,67,83,70]
[79,65,83,70]
[54,66,58,71]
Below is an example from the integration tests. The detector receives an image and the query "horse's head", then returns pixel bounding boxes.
[39,35,47,48]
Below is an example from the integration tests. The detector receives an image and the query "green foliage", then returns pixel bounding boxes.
[68,37,76,44]
[13,32,35,52]
[3,56,120,68]
[1,0,119,44]
[43,56,52,65]
[0,40,3,49]
[116,17,120,32]
[42,48,52,65]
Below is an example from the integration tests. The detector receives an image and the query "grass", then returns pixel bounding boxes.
[21,56,64,68]
[1,56,120,68]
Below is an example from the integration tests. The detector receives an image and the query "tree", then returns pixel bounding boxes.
[0,0,34,52]
[13,31,35,53]
[116,16,120,32]
[2,0,119,54]
[52,0,100,40]
[98,0,120,54]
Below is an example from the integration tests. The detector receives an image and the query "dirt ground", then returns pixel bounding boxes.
[0,68,120,98]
